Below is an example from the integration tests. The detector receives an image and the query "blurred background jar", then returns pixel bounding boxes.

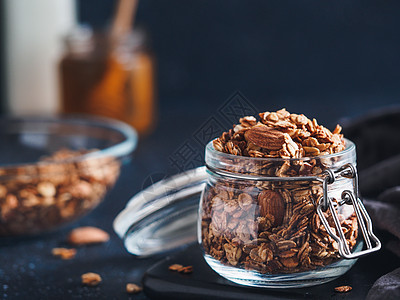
[59,25,156,135]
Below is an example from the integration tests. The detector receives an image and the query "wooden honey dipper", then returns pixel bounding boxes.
[86,0,138,120]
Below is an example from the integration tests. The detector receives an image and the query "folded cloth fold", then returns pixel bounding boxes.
[364,196,400,244]
[342,106,400,299]
[366,268,400,300]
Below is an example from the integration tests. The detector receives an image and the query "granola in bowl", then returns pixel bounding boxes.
[0,115,137,235]
[0,149,120,235]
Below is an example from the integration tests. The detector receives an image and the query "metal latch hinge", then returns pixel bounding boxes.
[317,163,381,259]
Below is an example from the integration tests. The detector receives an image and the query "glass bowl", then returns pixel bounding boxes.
[0,115,137,235]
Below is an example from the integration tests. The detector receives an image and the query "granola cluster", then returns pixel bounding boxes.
[0,149,120,235]
[213,108,345,159]
[201,109,358,274]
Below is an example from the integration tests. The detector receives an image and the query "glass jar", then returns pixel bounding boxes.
[59,25,156,135]
[199,139,380,288]
[113,138,380,288]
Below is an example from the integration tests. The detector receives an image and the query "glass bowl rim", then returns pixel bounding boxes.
[0,114,138,169]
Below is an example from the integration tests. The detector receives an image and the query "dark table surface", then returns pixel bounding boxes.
[1,110,399,300]
[143,243,398,300]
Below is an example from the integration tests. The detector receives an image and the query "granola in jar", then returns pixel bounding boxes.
[200,109,361,286]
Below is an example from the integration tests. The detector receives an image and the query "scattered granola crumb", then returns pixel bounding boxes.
[68,226,110,246]
[126,283,142,294]
[179,266,193,274]
[168,264,183,271]
[334,285,352,293]
[52,247,77,260]
[81,272,102,286]
[168,264,193,274]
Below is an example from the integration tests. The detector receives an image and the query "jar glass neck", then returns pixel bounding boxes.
[205,139,356,177]
[64,27,146,56]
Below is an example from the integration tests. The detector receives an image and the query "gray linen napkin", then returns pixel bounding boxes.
[366,268,400,300]
[341,107,400,299]
[364,187,400,299]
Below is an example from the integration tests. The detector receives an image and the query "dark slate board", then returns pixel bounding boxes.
[143,242,399,300]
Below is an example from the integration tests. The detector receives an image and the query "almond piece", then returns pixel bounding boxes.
[178,266,193,274]
[244,126,285,150]
[81,272,102,286]
[168,264,183,271]
[126,283,142,294]
[52,247,77,260]
[258,190,285,226]
[68,226,110,246]
[334,285,352,293]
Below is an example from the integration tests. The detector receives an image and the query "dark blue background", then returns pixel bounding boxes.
[1,2,400,298]
[77,0,400,126]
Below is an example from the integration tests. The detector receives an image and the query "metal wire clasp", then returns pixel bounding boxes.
[316,163,381,259]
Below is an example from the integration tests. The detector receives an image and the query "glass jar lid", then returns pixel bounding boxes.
[113,167,207,257]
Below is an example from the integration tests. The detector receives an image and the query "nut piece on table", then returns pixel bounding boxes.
[168,264,183,271]
[179,266,193,274]
[81,272,102,286]
[334,285,352,293]
[68,226,110,246]
[168,264,193,274]
[126,283,142,294]
[52,247,77,260]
